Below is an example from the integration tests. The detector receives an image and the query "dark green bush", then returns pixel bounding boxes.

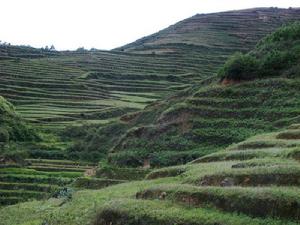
[218,53,259,81]
[0,127,9,143]
[218,22,300,81]
[96,165,149,180]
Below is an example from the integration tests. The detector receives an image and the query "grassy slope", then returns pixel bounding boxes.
[0,158,97,206]
[117,7,300,53]
[1,7,300,208]
[105,21,300,167]
[1,8,300,132]
[1,125,300,225]
[0,8,298,163]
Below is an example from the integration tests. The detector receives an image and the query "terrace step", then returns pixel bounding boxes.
[191,148,285,163]
[0,190,46,199]
[0,182,58,192]
[26,158,97,167]
[195,166,300,187]
[27,166,87,173]
[94,198,296,225]
[0,196,23,206]
[136,185,300,220]
[0,174,73,185]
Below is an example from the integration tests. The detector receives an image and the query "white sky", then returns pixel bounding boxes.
[0,0,299,50]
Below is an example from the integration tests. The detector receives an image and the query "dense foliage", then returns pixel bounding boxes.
[0,96,37,143]
[218,22,300,81]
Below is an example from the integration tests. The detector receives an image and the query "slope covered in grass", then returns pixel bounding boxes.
[1,125,300,225]
[1,7,300,209]
[0,8,298,165]
[1,8,299,133]
[118,7,300,53]
[0,159,96,206]
[77,22,300,167]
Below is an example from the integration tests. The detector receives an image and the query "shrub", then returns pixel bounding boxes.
[218,22,300,81]
[0,127,9,143]
[218,53,259,81]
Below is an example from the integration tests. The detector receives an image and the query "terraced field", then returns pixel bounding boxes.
[1,124,300,225]
[94,125,300,225]
[1,7,300,213]
[0,52,191,130]
[119,7,300,53]
[1,8,300,131]
[107,77,300,167]
[0,159,95,206]
[106,20,300,167]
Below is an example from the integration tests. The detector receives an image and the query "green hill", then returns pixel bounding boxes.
[1,7,299,133]
[74,22,300,167]
[1,123,300,225]
[0,7,300,210]
[117,7,300,53]
[0,8,298,164]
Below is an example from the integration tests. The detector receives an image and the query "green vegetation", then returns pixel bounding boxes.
[1,125,300,224]
[218,22,300,81]
[1,8,300,225]
[99,20,300,167]
[0,96,37,143]
[1,8,299,165]
[106,71,300,167]
[73,177,125,189]
[96,165,150,180]
[0,159,95,205]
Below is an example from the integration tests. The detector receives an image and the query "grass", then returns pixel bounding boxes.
[73,177,125,189]
[137,184,300,220]
[1,124,300,224]
[107,77,300,166]
[94,198,299,225]
[1,9,299,167]
[0,158,90,206]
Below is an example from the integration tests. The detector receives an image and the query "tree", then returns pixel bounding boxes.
[76,47,86,52]
[0,128,9,143]
[218,52,259,81]
[50,45,56,51]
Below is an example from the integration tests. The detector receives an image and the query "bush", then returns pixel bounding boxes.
[0,127,9,143]
[218,22,300,81]
[96,165,150,180]
[73,177,124,189]
[218,53,259,81]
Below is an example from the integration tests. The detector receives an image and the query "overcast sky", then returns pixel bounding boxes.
[1,0,299,50]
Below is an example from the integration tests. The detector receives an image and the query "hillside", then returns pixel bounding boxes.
[1,8,300,133]
[0,7,300,210]
[0,49,189,131]
[1,123,300,225]
[117,7,300,53]
[74,22,300,167]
